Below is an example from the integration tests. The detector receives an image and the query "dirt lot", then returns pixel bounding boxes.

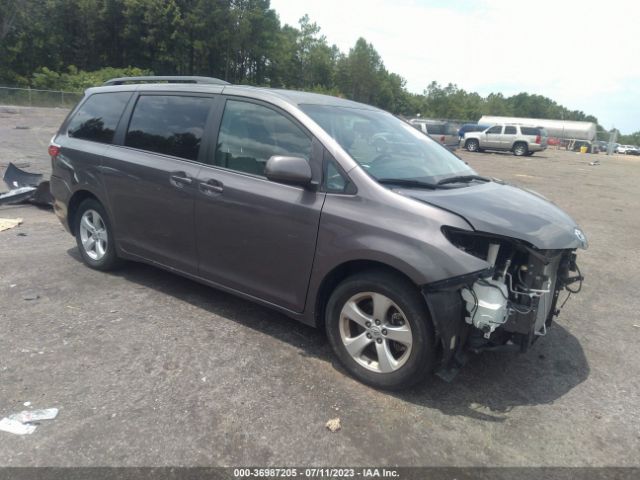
[1,106,639,467]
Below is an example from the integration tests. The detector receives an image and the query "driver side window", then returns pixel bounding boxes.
[487,126,502,134]
[214,100,312,176]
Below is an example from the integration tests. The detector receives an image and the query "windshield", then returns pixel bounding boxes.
[300,105,475,184]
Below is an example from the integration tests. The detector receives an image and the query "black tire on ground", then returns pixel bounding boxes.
[74,198,123,271]
[525,151,535,156]
[465,139,480,152]
[513,142,528,156]
[325,270,436,390]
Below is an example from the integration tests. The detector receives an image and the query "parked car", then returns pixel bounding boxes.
[463,124,548,156]
[408,119,459,149]
[626,146,640,155]
[616,144,635,154]
[458,123,490,140]
[49,76,586,390]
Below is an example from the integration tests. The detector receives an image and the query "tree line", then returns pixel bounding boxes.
[1,0,633,139]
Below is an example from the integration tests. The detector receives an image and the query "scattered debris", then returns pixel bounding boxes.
[9,408,58,423]
[23,292,40,301]
[0,408,59,435]
[0,417,36,435]
[1,163,53,206]
[325,417,341,432]
[589,160,601,166]
[0,217,23,232]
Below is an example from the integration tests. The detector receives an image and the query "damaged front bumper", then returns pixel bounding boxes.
[422,231,584,381]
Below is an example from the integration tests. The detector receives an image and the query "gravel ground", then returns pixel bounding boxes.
[0,106,639,467]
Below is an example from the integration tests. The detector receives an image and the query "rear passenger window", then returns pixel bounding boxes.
[68,92,131,144]
[214,100,311,176]
[504,126,517,134]
[125,95,214,161]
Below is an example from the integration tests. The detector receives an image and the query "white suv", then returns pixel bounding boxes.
[463,124,548,156]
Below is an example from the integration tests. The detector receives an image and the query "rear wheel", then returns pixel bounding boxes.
[325,271,435,390]
[513,142,528,156]
[75,198,122,271]
[465,139,480,152]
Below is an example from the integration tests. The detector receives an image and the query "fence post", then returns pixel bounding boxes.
[28,87,32,106]
[61,90,64,106]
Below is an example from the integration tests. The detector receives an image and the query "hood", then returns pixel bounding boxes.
[399,181,587,250]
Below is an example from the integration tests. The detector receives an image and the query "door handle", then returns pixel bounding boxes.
[200,179,224,194]
[170,172,193,187]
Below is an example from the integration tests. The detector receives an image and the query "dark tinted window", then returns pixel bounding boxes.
[214,100,311,176]
[68,92,131,144]
[504,126,517,134]
[487,126,502,134]
[325,160,348,193]
[125,95,214,161]
[520,126,539,135]
[426,123,445,135]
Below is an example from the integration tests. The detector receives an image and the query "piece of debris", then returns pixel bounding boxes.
[633,324,640,328]
[589,160,600,166]
[9,408,58,423]
[23,292,40,301]
[1,163,53,207]
[0,217,23,232]
[0,417,37,435]
[15,126,30,130]
[325,417,341,432]
[23,402,31,407]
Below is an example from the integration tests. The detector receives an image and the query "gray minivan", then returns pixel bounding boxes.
[49,76,586,390]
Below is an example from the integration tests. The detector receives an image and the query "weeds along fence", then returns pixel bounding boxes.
[0,86,83,109]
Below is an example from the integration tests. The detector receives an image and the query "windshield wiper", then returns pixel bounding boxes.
[436,175,491,185]
[377,178,442,189]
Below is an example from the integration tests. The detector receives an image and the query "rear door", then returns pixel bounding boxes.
[502,125,517,149]
[103,93,217,274]
[194,97,325,312]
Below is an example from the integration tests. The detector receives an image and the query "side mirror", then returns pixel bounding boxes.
[265,156,313,187]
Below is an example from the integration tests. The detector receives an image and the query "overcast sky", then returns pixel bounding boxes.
[270,0,640,133]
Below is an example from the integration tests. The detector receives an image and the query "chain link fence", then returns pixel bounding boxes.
[0,86,83,108]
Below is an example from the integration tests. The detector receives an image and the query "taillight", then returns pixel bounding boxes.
[440,135,445,143]
[535,135,541,144]
[48,144,60,158]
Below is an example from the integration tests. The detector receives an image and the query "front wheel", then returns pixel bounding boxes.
[325,271,436,390]
[465,139,480,152]
[75,198,123,271]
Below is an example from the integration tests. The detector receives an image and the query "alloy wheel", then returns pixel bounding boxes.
[79,209,108,261]
[339,291,413,373]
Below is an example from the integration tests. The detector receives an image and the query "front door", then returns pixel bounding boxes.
[194,98,325,312]
[103,93,216,274]
[484,125,503,149]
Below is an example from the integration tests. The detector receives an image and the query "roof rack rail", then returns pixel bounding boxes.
[103,76,230,86]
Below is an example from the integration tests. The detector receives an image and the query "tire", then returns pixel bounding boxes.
[465,139,480,152]
[513,142,528,156]
[74,198,123,271]
[525,151,535,156]
[325,270,436,390]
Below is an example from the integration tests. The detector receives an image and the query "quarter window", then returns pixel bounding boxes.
[214,100,312,176]
[125,95,214,161]
[67,92,131,144]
